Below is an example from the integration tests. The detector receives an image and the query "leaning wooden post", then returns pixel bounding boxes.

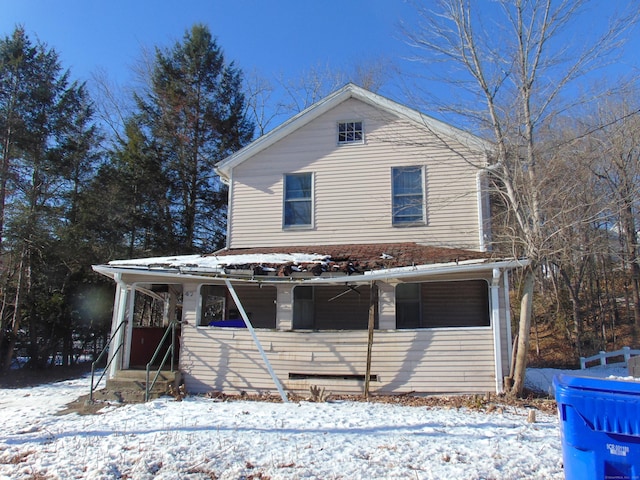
[364,281,378,399]
[224,279,289,403]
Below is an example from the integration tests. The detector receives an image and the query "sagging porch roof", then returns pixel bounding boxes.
[92,243,526,284]
[212,243,489,274]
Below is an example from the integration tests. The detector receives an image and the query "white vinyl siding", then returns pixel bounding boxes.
[180,327,497,396]
[118,271,507,396]
[228,98,485,250]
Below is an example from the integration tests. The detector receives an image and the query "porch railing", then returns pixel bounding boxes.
[90,319,127,402]
[145,320,181,402]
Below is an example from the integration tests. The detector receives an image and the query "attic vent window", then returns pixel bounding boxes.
[338,121,363,144]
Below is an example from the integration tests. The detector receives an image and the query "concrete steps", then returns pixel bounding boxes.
[96,369,181,403]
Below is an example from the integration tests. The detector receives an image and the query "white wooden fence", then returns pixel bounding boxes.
[580,346,640,369]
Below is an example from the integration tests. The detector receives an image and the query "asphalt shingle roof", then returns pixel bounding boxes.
[212,243,490,276]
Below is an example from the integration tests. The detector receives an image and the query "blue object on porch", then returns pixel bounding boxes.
[553,374,640,480]
[208,319,247,327]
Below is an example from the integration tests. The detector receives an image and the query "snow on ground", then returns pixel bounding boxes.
[0,366,631,480]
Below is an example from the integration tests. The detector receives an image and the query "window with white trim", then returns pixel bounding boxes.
[392,166,425,225]
[337,121,363,144]
[284,172,313,228]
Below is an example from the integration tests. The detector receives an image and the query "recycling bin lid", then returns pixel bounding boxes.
[554,373,640,395]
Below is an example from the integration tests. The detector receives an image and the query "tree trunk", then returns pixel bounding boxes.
[570,296,583,359]
[2,251,25,372]
[511,266,535,396]
[631,262,640,326]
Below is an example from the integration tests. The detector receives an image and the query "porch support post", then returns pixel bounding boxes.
[224,279,289,403]
[491,268,504,393]
[122,284,136,370]
[109,274,129,379]
[364,281,378,399]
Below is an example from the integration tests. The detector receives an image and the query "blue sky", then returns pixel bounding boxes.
[1,0,638,131]
[1,1,416,85]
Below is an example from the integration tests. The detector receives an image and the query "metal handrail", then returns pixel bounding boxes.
[145,320,180,401]
[90,319,127,402]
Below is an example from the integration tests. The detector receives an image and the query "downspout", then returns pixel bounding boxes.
[224,279,289,402]
[491,268,504,393]
[503,271,513,367]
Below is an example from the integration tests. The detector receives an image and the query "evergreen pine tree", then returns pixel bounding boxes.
[135,24,254,253]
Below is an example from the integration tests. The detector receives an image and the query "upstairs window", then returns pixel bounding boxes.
[392,166,425,225]
[284,172,313,228]
[338,121,363,144]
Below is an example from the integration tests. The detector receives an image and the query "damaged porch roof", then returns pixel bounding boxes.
[213,243,491,276]
[104,242,493,278]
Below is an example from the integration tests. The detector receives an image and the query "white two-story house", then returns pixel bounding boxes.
[93,84,522,398]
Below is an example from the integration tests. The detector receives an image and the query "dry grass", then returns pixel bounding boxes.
[2,450,35,465]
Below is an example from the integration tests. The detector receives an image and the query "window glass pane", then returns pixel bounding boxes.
[394,167,422,194]
[284,173,312,226]
[285,174,311,199]
[393,196,424,222]
[338,121,363,143]
[392,166,424,224]
[285,201,311,226]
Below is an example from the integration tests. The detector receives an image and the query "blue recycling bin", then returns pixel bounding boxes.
[553,374,640,480]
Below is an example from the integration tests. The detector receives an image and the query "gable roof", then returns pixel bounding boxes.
[215,83,492,183]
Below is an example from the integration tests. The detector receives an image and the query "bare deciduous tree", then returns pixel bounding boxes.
[402,0,637,395]
[243,57,398,136]
[590,95,640,325]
